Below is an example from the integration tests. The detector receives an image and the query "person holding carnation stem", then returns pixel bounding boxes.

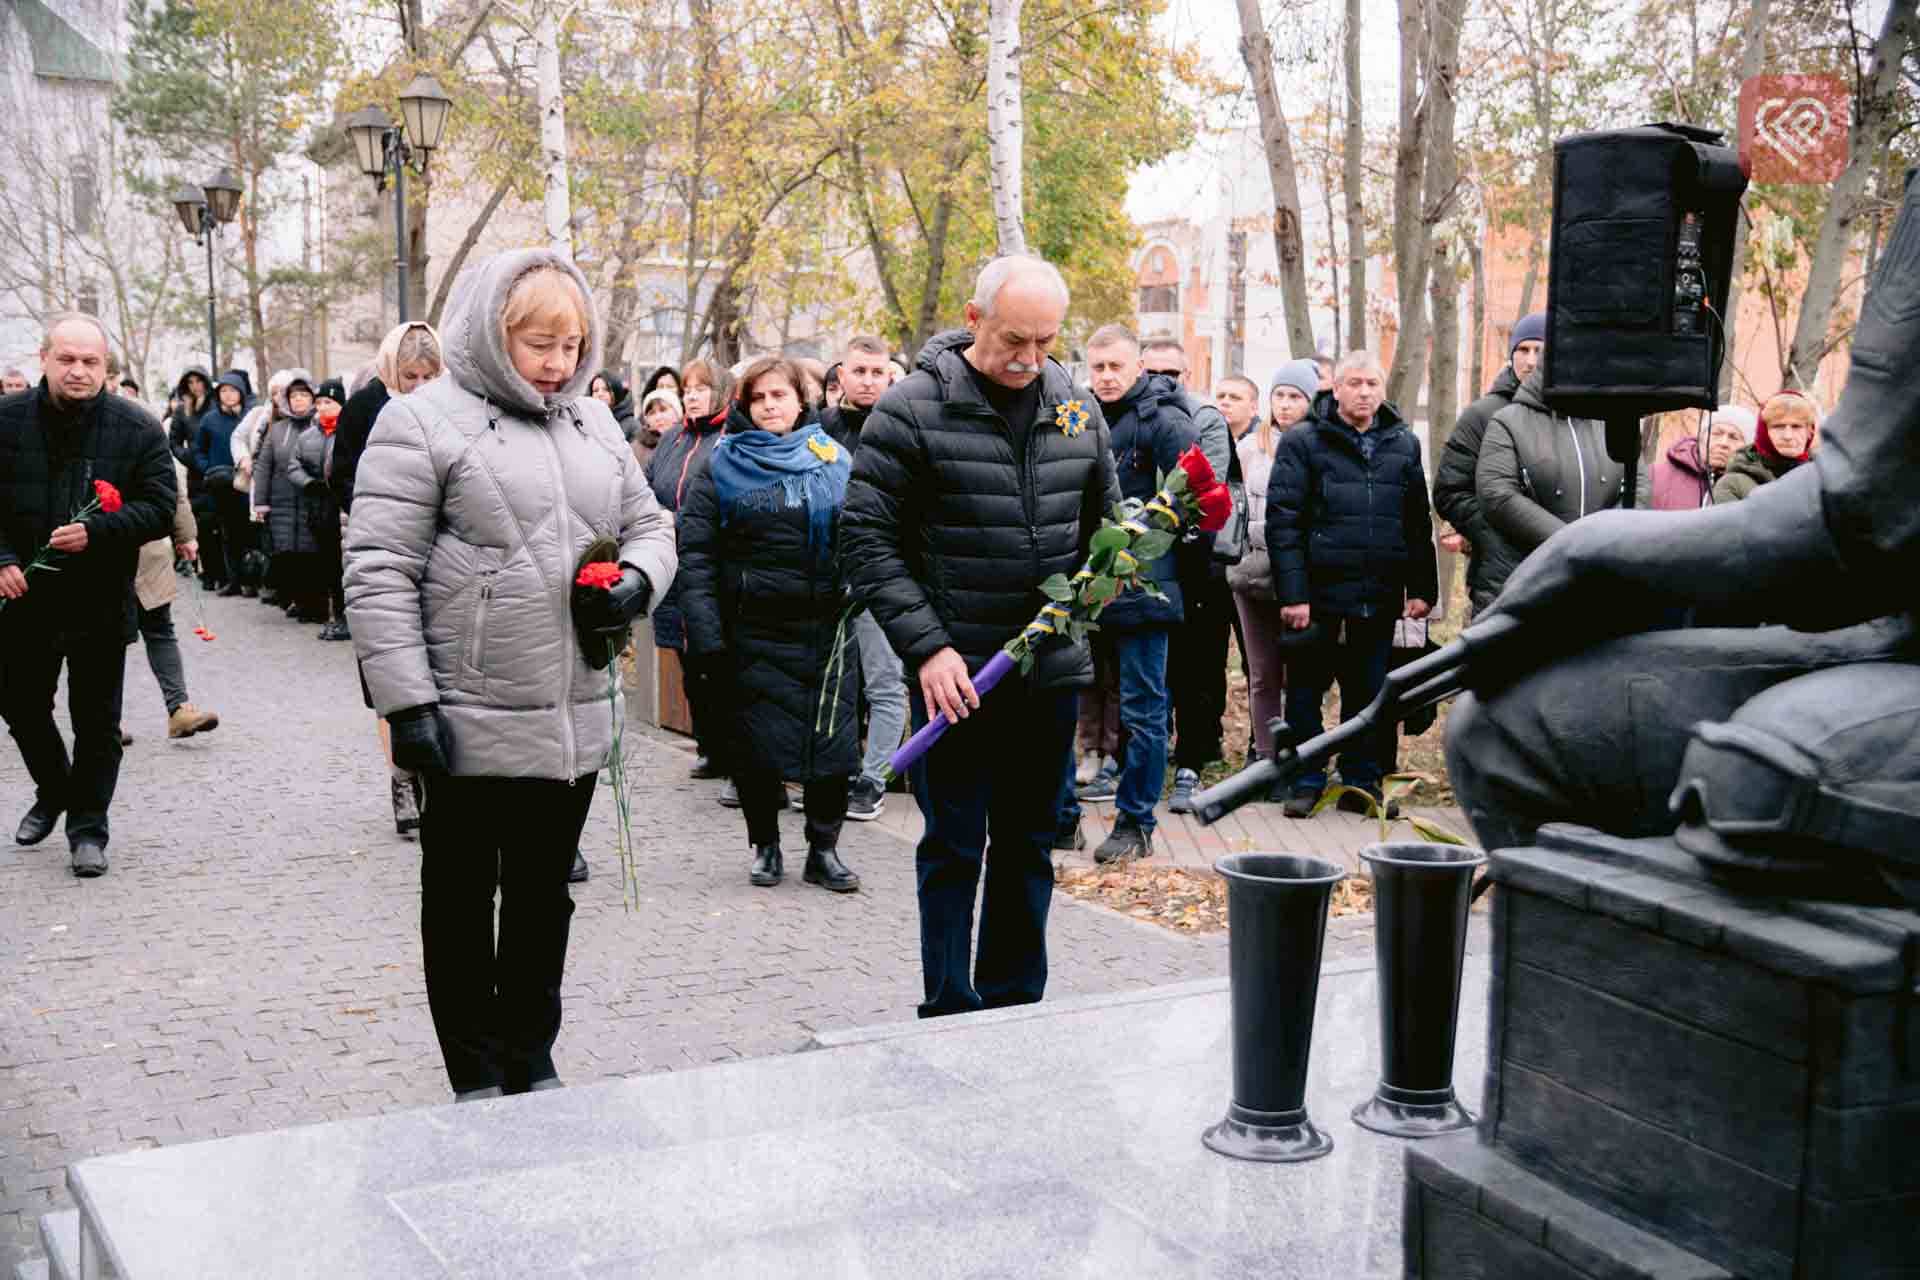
[344,249,676,1101]
[1,313,178,878]
[677,356,862,892]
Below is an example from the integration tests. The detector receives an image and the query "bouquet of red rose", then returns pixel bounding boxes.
[822,445,1233,780]
[0,480,122,613]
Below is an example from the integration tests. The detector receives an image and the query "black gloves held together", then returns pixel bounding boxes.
[572,566,653,669]
[388,703,453,775]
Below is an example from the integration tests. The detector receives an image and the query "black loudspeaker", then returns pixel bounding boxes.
[1543,122,1747,439]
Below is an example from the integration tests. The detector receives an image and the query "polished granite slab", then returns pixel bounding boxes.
[68,947,1489,1278]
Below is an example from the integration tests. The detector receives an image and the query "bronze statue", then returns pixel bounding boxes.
[1446,168,1920,907]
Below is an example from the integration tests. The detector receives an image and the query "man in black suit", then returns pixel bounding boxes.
[0,314,176,876]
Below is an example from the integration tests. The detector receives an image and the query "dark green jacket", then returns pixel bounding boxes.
[1712,444,1798,504]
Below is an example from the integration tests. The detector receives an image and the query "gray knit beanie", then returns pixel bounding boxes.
[1268,359,1319,401]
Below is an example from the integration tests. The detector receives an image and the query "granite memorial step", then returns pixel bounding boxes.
[1407,1136,1730,1279]
[58,941,1486,1278]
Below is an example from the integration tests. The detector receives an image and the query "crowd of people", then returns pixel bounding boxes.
[1,244,1833,1095]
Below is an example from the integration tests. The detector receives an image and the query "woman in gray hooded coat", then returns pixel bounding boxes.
[343,248,677,1100]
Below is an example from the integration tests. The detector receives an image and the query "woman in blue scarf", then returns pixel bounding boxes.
[678,356,863,893]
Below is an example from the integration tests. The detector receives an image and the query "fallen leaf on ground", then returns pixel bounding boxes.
[1055,862,1377,934]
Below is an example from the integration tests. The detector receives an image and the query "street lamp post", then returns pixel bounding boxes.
[345,76,452,323]
[170,170,244,375]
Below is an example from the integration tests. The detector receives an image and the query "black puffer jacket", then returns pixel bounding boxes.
[821,401,872,451]
[1472,371,1647,613]
[329,376,388,516]
[1097,371,1195,630]
[1266,391,1439,618]
[0,383,177,640]
[1431,364,1519,604]
[840,329,1121,687]
[645,407,726,651]
[677,405,860,780]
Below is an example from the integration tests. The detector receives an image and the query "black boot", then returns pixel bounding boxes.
[749,844,783,887]
[569,849,589,883]
[803,847,860,893]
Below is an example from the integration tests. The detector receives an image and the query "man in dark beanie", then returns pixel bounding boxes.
[0,314,176,877]
[1432,311,1544,618]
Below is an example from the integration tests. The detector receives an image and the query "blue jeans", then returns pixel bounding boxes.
[853,611,907,787]
[910,680,1078,1018]
[1281,613,1397,795]
[1113,628,1171,832]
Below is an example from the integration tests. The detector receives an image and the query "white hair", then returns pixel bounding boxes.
[971,254,1070,319]
[1334,349,1384,379]
[1708,404,1756,441]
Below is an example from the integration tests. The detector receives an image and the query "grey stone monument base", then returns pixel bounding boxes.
[1405,1136,1729,1279]
[1404,825,1920,1280]
[43,946,1489,1278]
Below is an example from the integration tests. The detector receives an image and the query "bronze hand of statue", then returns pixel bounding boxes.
[1460,465,1862,690]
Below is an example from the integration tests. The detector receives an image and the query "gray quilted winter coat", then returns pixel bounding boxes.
[250,369,324,556]
[343,248,678,780]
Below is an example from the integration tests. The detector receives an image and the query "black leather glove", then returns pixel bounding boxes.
[572,567,653,669]
[303,478,327,498]
[388,703,452,775]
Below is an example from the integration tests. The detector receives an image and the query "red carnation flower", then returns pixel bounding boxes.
[93,480,123,514]
[575,560,623,590]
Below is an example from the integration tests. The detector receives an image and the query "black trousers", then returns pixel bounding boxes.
[195,499,225,587]
[683,651,734,767]
[737,769,849,850]
[274,549,328,619]
[419,772,596,1094]
[0,628,128,846]
[910,680,1078,1018]
[1171,568,1235,770]
[214,487,252,586]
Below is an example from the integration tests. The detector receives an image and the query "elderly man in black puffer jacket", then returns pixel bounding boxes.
[841,254,1120,1019]
[1266,350,1437,818]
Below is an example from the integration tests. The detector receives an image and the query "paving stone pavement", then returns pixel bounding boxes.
[0,588,1410,1271]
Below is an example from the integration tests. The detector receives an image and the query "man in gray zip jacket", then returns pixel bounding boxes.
[1471,369,1648,614]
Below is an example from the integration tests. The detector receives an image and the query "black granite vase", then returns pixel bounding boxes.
[1203,852,1344,1163]
[1351,841,1486,1137]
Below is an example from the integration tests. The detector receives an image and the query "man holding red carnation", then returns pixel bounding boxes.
[0,314,178,877]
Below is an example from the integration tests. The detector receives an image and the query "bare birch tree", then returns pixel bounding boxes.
[1785,0,1916,388]
[1235,0,1317,356]
[1342,0,1366,350]
[986,0,1028,255]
